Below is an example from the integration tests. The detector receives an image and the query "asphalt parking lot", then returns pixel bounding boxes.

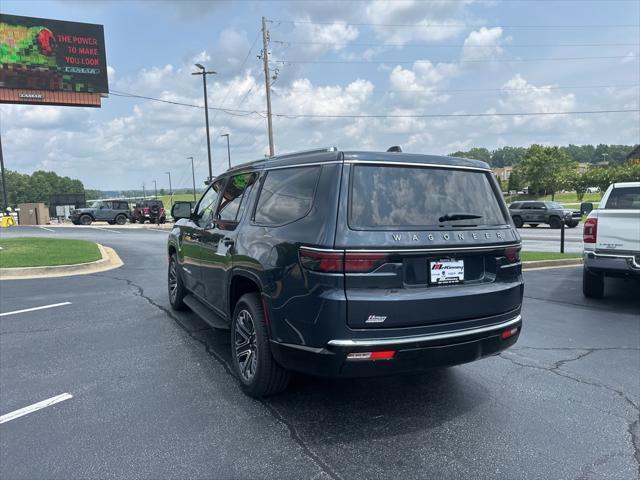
[1,226,638,479]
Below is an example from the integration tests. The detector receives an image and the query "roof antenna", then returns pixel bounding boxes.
[387,146,402,153]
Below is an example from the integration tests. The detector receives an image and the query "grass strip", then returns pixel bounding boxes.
[0,237,101,268]
[521,251,582,262]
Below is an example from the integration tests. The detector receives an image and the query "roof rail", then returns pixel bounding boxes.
[271,147,338,160]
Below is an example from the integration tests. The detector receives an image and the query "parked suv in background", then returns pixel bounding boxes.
[582,182,640,298]
[132,200,166,224]
[167,148,524,397]
[70,200,130,225]
[508,201,581,228]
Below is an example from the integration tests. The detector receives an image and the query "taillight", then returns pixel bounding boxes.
[299,248,389,273]
[501,327,519,340]
[504,246,521,263]
[344,252,388,273]
[299,249,344,272]
[143,207,150,214]
[583,218,597,243]
[346,351,396,361]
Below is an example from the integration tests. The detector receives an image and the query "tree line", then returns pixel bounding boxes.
[450,144,635,167]
[1,170,84,210]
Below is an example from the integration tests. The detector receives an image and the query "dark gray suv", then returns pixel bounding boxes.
[168,148,524,397]
[508,201,581,229]
[70,200,131,225]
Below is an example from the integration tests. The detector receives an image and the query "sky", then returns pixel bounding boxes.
[1,0,639,190]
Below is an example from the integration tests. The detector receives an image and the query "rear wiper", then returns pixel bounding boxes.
[438,213,483,222]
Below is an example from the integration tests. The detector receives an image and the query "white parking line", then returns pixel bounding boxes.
[0,393,73,425]
[38,226,55,233]
[90,226,122,234]
[0,302,72,317]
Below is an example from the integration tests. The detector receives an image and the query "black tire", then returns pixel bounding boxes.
[549,216,562,229]
[159,216,166,224]
[107,221,115,225]
[115,214,127,225]
[568,221,579,228]
[512,216,523,228]
[168,254,188,310]
[72,221,79,225]
[79,214,92,226]
[529,224,539,228]
[583,268,604,298]
[231,293,290,397]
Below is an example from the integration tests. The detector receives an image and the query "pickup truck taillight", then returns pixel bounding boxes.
[583,218,598,243]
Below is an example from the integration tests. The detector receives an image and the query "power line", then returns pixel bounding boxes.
[272,83,640,95]
[273,54,638,65]
[272,109,639,119]
[273,40,640,48]
[270,19,640,28]
[109,89,639,119]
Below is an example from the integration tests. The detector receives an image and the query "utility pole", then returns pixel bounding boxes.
[188,156,197,202]
[0,133,8,211]
[261,16,275,157]
[153,180,158,198]
[142,183,146,199]
[220,133,231,169]
[192,64,217,183]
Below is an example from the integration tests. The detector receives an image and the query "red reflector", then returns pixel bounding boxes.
[347,351,396,361]
[504,246,521,263]
[501,327,519,340]
[583,218,597,244]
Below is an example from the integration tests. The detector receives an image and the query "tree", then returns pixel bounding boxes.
[450,147,491,164]
[2,170,85,208]
[517,145,576,200]
[491,146,527,167]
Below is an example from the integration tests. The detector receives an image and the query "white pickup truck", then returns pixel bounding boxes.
[582,182,640,298]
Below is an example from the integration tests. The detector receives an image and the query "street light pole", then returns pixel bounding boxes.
[220,133,231,169]
[165,171,172,205]
[153,180,157,198]
[0,133,8,211]
[192,64,217,183]
[187,156,196,202]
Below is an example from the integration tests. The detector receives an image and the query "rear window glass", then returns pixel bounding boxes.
[605,186,640,209]
[349,165,507,229]
[254,166,320,226]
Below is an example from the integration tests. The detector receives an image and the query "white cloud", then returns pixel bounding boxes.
[462,27,505,61]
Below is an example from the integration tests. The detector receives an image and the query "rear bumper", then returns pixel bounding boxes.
[583,251,640,276]
[270,314,522,377]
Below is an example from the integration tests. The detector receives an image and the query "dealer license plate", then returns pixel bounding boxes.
[429,259,464,285]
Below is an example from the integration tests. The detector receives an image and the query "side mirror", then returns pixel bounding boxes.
[580,202,594,216]
[172,202,193,221]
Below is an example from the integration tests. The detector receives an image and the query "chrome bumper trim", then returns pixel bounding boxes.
[587,251,640,269]
[328,315,522,347]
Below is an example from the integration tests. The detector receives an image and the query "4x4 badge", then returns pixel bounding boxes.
[366,315,387,323]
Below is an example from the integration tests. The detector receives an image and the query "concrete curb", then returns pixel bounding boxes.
[522,258,583,270]
[0,243,123,280]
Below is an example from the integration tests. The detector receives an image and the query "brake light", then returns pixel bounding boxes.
[299,249,344,272]
[344,252,388,273]
[583,218,597,243]
[504,246,521,263]
[299,249,389,273]
[143,207,150,214]
[346,351,396,361]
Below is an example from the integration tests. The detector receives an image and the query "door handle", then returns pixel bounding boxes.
[223,237,234,247]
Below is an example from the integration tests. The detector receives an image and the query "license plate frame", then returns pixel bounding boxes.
[429,258,465,285]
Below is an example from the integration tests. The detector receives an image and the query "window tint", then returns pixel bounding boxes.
[254,166,320,226]
[195,180,224,228]
[509,203,521,210]
[605,186,640,209]
[217,173,258,223]
[350,165,507,229]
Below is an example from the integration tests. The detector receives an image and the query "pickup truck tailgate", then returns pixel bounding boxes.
[596,210,640,251]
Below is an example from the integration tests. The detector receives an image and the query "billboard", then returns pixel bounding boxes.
[0,13,108,94]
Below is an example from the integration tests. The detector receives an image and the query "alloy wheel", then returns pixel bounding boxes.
[234,310,258,381]
[168,260,178,302]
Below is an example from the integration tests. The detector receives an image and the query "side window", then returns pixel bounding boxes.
[217,173,258,224]
[254,166,320,226]
[533,202,546,210]
[195,180,224,228]
[103,202,112,209]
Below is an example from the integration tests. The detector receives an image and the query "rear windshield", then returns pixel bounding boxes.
[605,186,640,209]
[349,165,508,229]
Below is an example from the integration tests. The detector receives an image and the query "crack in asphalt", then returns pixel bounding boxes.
[524,294,639,314]
[499,351,640,474]
[94,273,343,480]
